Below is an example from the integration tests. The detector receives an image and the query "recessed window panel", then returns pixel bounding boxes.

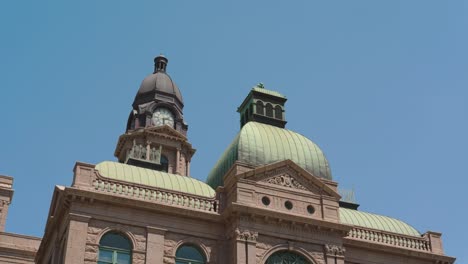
[98,232,132,264]
[175,244,206,264]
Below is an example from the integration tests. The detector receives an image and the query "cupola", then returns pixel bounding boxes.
[237,83,287,128]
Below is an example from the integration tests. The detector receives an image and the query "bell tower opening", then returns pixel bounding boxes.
[237,83,287,128]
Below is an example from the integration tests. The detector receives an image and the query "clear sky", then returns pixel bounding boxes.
[1,0,466,262]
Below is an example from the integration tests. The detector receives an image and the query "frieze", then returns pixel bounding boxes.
[324,244,345,256]
[241,215,345,239]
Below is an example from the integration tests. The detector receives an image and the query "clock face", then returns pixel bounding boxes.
[152,107,175,127]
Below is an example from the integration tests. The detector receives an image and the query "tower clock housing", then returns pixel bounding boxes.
[114,56,195,176]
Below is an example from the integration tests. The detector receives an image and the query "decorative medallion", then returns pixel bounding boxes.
[263,174,307,191]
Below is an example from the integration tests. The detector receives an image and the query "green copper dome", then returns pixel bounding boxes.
[206,122,332,188]
[96,161,215,198]
[339,207,421,236]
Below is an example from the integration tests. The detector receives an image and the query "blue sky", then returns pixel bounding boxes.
[0,0,466,262]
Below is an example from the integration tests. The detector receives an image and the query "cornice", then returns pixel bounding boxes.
[64,187,222,223]
[114,128,195,158]
[224,202,352,236]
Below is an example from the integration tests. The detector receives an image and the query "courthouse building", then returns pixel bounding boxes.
[0,56,455,264]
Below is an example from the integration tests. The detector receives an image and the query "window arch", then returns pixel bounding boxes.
[265,251,310,264]
[265,103,273,117]
[98,232,132,264]
[175,244,206,264]
[256,101,264,115]
[274,105,283,120]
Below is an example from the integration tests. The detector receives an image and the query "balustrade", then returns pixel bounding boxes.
[92,178,218,212]
[348,227,431,252]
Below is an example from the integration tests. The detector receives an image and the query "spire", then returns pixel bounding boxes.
[154,55,168,73]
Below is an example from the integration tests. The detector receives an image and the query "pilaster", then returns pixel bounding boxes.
[324,244,345,264]
[0,175,14,232]
[424,231,444,255]
[63,213,91,264]
[232,228,258,264]
[145,226,166,264]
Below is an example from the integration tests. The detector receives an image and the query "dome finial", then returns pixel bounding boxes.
[255,82,265,89]
[154,54,168,73]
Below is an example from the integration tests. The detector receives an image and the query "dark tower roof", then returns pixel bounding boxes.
[133,55,184,107]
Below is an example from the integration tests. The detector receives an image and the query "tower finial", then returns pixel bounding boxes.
[154,55,168,73]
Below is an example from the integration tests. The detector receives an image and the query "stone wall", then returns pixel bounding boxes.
[0,232,41,264]
[85,219,147,264]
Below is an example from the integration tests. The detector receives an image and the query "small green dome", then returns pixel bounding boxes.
[96,161,215,198]
[206,122,332,188]
[339,207,421,236]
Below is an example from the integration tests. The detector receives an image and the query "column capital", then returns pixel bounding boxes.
[234,228,258,243]
[69,213,91,223]
[146,226,167,235]
[324,243,345,257]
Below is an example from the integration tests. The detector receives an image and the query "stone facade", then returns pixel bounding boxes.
[0,176,41,263]
[0,56,455,264]
[28,160,454,263]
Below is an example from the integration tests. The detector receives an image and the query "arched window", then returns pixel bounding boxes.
[256,101,264,115]
[265,103,273,117]
[274,105,283,120]
[98,232,132,264]
[265,251,309,264]
[175,244,206,264]
[161,155,169,172]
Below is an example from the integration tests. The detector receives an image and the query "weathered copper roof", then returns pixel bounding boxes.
[252,86,286,99]
[206,122,332,188]
[137,71,183,103]
[339,207,420,236]
[95,161,215,198]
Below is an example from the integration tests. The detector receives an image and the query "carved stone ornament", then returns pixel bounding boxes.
[235,228,258,242]
[126,140,162,164]
[325,244,346,256]
[263,174,307,191]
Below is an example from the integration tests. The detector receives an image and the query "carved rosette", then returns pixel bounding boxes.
[263,174,307,191]
[324,244,345,256]
[235,228,258,242]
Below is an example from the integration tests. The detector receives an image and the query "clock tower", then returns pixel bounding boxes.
[114,55,195,176]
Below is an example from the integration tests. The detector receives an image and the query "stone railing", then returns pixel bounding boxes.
[92,178,218,213]
[347,227,431,252]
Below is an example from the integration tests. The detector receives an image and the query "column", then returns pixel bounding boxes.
[175,148,181,175]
